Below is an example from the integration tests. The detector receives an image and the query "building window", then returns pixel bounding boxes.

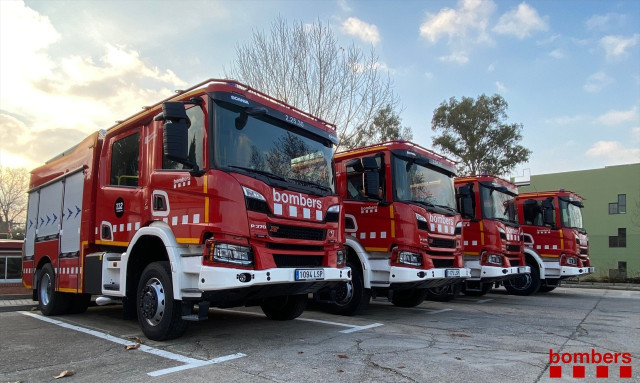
[608,194,626,214]
[0,256,22,281]
[609,228,626,248]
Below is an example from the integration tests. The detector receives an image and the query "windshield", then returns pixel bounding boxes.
[393,156,456,209]
[212,100,334,192]
[480,185,518,223]
[560,198,584,229]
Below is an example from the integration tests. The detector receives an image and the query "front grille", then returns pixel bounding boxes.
[506,245,521,253]
[580,248,588,255]
[267,223,326,241]
[507,259,520,266]
[273,254,324,268]
[266,243,323,252]
[431,238,456,249]
[432,259,454,268]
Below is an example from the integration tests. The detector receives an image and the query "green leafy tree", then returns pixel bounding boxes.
[344,104,413,149]
[226,17,398,150]
[431,94,531,176]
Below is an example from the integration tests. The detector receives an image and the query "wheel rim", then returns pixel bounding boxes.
[509,274,532,290]
[39,273,52,306]
[334,281,354,306]
[140,277,166,327]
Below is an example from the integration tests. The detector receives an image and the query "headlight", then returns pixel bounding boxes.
[210,243,254,266]
[336,249,346,268]
[397,251,423,266]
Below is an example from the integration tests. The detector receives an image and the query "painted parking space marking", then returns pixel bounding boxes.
[475,298,493,304]
[19,311,246,377]
[386,306,453,314]
[216,308,383,333]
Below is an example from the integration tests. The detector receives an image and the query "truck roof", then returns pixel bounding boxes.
[516,190,585,201]
[455,174,518,193]
[335,140,457,168]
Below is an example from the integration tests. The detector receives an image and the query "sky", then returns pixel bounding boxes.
[1,0,639,179]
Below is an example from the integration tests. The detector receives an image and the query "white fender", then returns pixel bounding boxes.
[345,235,373,289]
[523,247,546,280]
[122,221,190,300]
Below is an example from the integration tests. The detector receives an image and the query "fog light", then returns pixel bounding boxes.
[238,273,252,283]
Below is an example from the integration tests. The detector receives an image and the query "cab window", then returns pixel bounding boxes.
[110,133,140,186]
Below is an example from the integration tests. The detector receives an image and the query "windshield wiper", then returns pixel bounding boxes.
[287,177,332,192]
[228,165,287,181]
[435,204,457,213]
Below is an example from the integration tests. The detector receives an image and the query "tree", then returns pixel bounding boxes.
[344,104,413,149]
[0,166,29,238]
[430,94,531,176]
[226,17,399,150]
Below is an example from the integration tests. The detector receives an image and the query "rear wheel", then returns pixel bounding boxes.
[38,263,71,315]
[260,294,307,320]
[504,263,541,296]
[328,260,370,316]
[391,288,428,307]
[137,262,187,341]
[426,283,461,302]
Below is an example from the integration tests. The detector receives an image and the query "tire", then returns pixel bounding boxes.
[504,263,541,296]
[137,262,187,341]
[328,260,370,316]
[38,263,72,315]
[69,294,91,314]
[462,282,492,297]
[391,288,428,307]
[260,294,307,320]
[426,283,461,302]
[538,285,557,293]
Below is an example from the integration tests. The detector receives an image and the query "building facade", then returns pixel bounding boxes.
[1,240,23,284]
[518,163,639,280]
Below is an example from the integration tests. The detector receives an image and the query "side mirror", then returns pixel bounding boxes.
[542,198,555,226]
[361,156,380,199]
[158,102,203,176]
[457,185,474,218]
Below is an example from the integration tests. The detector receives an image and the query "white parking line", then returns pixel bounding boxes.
[19,311,246,377]
[216,308,383,333]
[476,299,493,304]
[390,306,453,314]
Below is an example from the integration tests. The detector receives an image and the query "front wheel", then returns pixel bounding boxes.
[504,263,541,296]
[426,283,461,302]
[328,260,370,316]
[391,288,428,307]
[38,263,71,315]
[260,294,307,320]
[137,262,187,341]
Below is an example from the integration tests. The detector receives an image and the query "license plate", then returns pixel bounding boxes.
[295,269,324,281]
[518,267,528,273]
[445,269,460,277]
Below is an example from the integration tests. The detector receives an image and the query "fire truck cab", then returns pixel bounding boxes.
[23,79,350,340]
[454,175,530,296]
[317,141,470,314]
[505,190,594,295]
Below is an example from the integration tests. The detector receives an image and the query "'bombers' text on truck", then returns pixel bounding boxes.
[455,175,530,296]
[22,79,350,340]
[505,190,594,295]
[316,141,470,314]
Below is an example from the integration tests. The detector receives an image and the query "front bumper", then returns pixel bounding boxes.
[388,266,471,290]
[544,263,595,279]
[465,260,530,282]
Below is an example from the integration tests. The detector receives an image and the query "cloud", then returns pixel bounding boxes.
[439,52,469,64]
[548,49,565,59]
[419,0,495,44]
[585,141,640,165]
[496,81,507,92]
[341,17,380,45]
[337,0,352,13]
[0,1,187,167]
[493,3,548,39]
[595,107,639,126]
[583,71,614,93]
[599,34,640,61]
[586,13,627,31]
[544,115,587,125]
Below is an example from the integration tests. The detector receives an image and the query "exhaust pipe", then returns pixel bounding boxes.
[95,296,122,306]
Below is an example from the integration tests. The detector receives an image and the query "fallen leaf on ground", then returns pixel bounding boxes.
[54,370,74,379]
[125,343,141,350]
[338,354,348,359]
[337,370,344,373]
[450,333,470,338]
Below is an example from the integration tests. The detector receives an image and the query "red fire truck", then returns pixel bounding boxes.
[317,141,470,314]
[454,175,530,296]
[503,190,594,295]
[22,79,350,340]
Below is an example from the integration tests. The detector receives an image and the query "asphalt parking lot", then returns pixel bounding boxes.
[1,287,638,383]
